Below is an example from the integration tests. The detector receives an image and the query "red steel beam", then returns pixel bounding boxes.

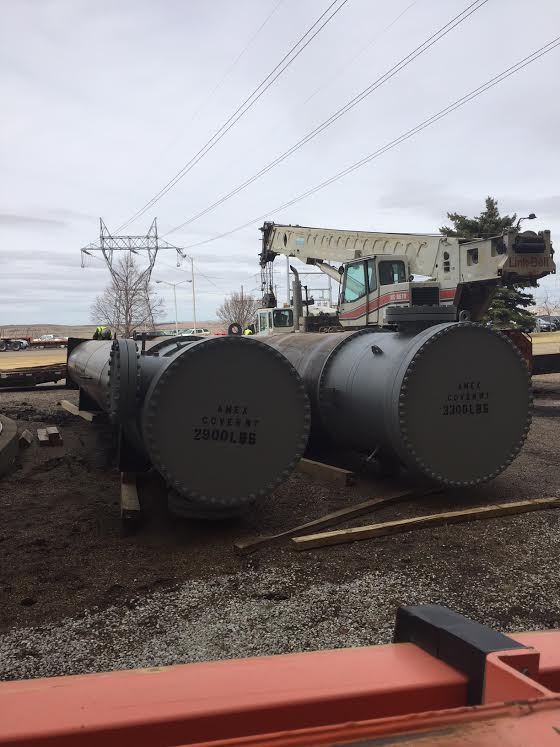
[0,643,466,747]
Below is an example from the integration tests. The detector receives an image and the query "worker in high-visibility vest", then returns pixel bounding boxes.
[93,325,112,340]
[243,328,253,335]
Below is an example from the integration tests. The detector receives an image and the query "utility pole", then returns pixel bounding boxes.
[241,285,244,304]
[172,285,178,335]
[189,255,197,330]
[155,279,191,335]
[286,256,290,304]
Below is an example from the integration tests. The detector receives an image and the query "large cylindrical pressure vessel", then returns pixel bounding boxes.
[262,323,531,487]
[67,336,310,516]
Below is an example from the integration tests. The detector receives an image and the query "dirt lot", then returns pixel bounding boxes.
[0,348,67,370]
[0,376,559,678]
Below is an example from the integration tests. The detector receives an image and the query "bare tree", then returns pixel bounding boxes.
[91,254,164,337]
[216,291,259,330]
[539,289,560,319]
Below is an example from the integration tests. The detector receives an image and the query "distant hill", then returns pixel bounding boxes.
[0,321,226,338]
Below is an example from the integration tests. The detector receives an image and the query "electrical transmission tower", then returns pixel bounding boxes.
[80,218,186,285]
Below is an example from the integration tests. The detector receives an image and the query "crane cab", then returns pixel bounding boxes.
[339,255,442,328]
[254,307,295,336]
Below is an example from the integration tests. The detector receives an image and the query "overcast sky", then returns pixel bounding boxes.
[1,0,559,325]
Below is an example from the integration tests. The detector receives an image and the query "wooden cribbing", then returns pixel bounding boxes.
[234,489,421,555]
[121,472,142,525]
[292,497,560,551]
[296,458,355,486]
[59,399,104,423]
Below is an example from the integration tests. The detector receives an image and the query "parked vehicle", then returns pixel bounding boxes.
[0,338,30,352]
[179,328,211,336]
[536,317,555,331]
[31,334,68,348]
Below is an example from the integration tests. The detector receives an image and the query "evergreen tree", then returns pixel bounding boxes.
[440,197,536,330]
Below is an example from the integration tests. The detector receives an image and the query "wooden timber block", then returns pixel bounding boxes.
[296,457,355,486]
[37,429,50,447]
[46,426,63,445]
[19,430,34,448]
[121,472,142,526]
[59,399,105,423]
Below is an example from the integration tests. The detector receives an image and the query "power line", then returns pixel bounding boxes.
[170,1,419,234]
[300,0,420,108]
[136,0,287,179]
[155,256,223,290]
[116,0,351,233]
[164,0,488,236]
[174,36,560,252]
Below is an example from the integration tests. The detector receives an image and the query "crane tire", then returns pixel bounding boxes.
[0,341,6,352]
[11,341,22,351]
[228,322,242,336]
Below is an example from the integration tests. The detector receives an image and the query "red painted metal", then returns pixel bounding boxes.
[2,631,560,746]
[483,649,549,703]
[0,644,466,747]
[187,698,560,746]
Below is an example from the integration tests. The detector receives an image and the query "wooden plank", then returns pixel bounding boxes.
[59,399,103,423]
[37,429,50,447]
[19,429,33,448]
[46,426,62,444]
[234,489,421,555]
[292,497,560,551]
[120,472,142,525]
[296,457,355,487]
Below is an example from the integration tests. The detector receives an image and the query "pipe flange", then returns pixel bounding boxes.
[108,338,140,424]
[143,335,311,509]
[398,322,532,487]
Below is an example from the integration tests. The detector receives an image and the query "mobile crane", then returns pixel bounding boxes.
[255,220,555,334]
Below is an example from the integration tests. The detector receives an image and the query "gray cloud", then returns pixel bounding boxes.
[0,213,66,228]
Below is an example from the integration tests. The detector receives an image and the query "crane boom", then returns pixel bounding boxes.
[260,221,554,285]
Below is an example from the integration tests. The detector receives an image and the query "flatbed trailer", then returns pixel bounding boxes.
[0,337,31,352]
[0,336,68,352]
[0,363,66,388]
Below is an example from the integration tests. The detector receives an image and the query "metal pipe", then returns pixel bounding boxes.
[67,335,310,517]
[190,255,197,331]
[261,323,532,488]
[290,265,302,332]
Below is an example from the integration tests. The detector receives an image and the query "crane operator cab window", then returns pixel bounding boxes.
[367,259,377,292]
[273,309,294,328]
[341,262,366,303]
[379,260,406,286]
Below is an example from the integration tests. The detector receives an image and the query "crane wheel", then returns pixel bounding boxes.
[228,323,242,336]
[11,342,22,351]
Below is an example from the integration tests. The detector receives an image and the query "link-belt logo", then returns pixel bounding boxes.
[193,403,260,445]
[507,256,548,268]
[442,380,489,416]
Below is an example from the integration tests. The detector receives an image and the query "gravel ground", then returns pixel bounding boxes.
[0,377,559,680]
